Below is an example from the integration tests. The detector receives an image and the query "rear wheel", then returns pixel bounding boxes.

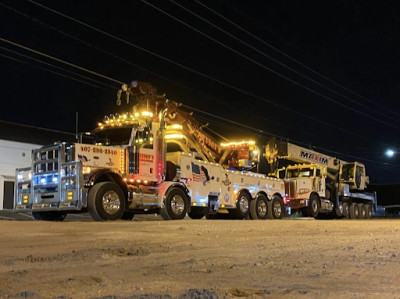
[88,182,126,221]
[365,204,372,219]
[342,202,349,219]
[306,194,320,218]
[32,211,67,221]
[231,191,250,219]
[249,194,268,220]
[270,195,284,219]
[349,202,359,219]
[358,203,366,219]
[160,188,188,220]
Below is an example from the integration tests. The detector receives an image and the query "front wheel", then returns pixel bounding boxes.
[160,188,188,220]
[88,182,126,221]
[306,194,320,218]
[249,194,268,220]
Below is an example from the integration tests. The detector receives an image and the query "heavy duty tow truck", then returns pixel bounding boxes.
[14,81,285,221]
[265,140,377,219]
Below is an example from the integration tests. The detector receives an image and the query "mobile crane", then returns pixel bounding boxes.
[14,81,285,221]
[265,139,377,219]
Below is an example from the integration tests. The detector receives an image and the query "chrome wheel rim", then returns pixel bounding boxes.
[312,199,318,213]
[239,196,249,213]
[257,200,267,217]
[102,190,121,215]
[337,202,343,216]
[273,200,282,218]
[171,195,185,215]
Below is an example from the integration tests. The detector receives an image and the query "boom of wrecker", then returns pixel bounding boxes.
[14,81,286,221]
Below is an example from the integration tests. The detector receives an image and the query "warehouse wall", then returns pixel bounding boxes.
[0,139,40,210]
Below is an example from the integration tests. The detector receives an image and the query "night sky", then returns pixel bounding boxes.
[1,0,400,183]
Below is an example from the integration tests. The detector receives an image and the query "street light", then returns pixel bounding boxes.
[385,149,395,158]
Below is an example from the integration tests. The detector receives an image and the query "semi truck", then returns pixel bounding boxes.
[264,140,377,219]
[14,81,285,221]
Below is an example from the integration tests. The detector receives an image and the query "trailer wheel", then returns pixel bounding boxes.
[357,203,366,219]
[32,211,67,221]
[306,194,320,218]
[349,202,359,219]
[271,195,284,219]
[160,188,188,220]
[342,202,349,219]
[249,194,268,220]
[88,182,126,221]
[365,204,372,219]
[121,212,135,220]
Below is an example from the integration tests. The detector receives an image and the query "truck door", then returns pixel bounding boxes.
[314,168,325,197]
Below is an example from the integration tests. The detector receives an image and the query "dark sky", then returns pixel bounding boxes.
[1,0,400,183]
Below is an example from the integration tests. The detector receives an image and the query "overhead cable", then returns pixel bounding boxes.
[142,0,400,131]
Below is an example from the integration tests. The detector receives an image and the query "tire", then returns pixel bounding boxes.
[32,211,67,221]
[357,203,366,219]
[335,202,344,218]
[188,208,205,219]
[349,202,359,219]
[249,194,268,220]
[342,202,349,219]
[88,182,126,221]
[160,188,188,220]
[121,212,135,220]
[306,194,320,218]
[231,191,251,219]
[270,195,284,219]
[365,204,372,219]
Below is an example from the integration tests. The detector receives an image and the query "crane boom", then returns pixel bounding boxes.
[265,139,346,172]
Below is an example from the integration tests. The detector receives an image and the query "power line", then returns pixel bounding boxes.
[142,0,400,131]
[0,45,116,90]
[0,36,124,85]
[170,0,400,124]
[25,0,383,141]
[1,40,397,170]
[194,0,400,118]
[0,52,105,89]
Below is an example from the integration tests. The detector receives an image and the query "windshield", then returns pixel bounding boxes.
[286,167,314,178]
[93,127,133,145]
[341,164,355,181]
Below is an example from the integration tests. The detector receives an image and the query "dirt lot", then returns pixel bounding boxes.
[1,217,400,299]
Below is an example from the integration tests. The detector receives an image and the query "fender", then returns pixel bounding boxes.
[86,169,128,198]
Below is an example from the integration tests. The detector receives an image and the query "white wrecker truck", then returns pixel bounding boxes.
[264,139,377,219]
[14,81,285,221]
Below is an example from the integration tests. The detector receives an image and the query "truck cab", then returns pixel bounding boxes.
[282,164,328,215]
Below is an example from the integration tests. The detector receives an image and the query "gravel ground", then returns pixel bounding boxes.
[0,216,400,299]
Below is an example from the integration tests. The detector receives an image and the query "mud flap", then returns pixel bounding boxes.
[208,195,219,213]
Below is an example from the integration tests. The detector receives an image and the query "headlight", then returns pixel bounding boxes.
[34,173,59,185]
[17,170,31,182]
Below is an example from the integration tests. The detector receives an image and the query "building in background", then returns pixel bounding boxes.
[0,121,76,210]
